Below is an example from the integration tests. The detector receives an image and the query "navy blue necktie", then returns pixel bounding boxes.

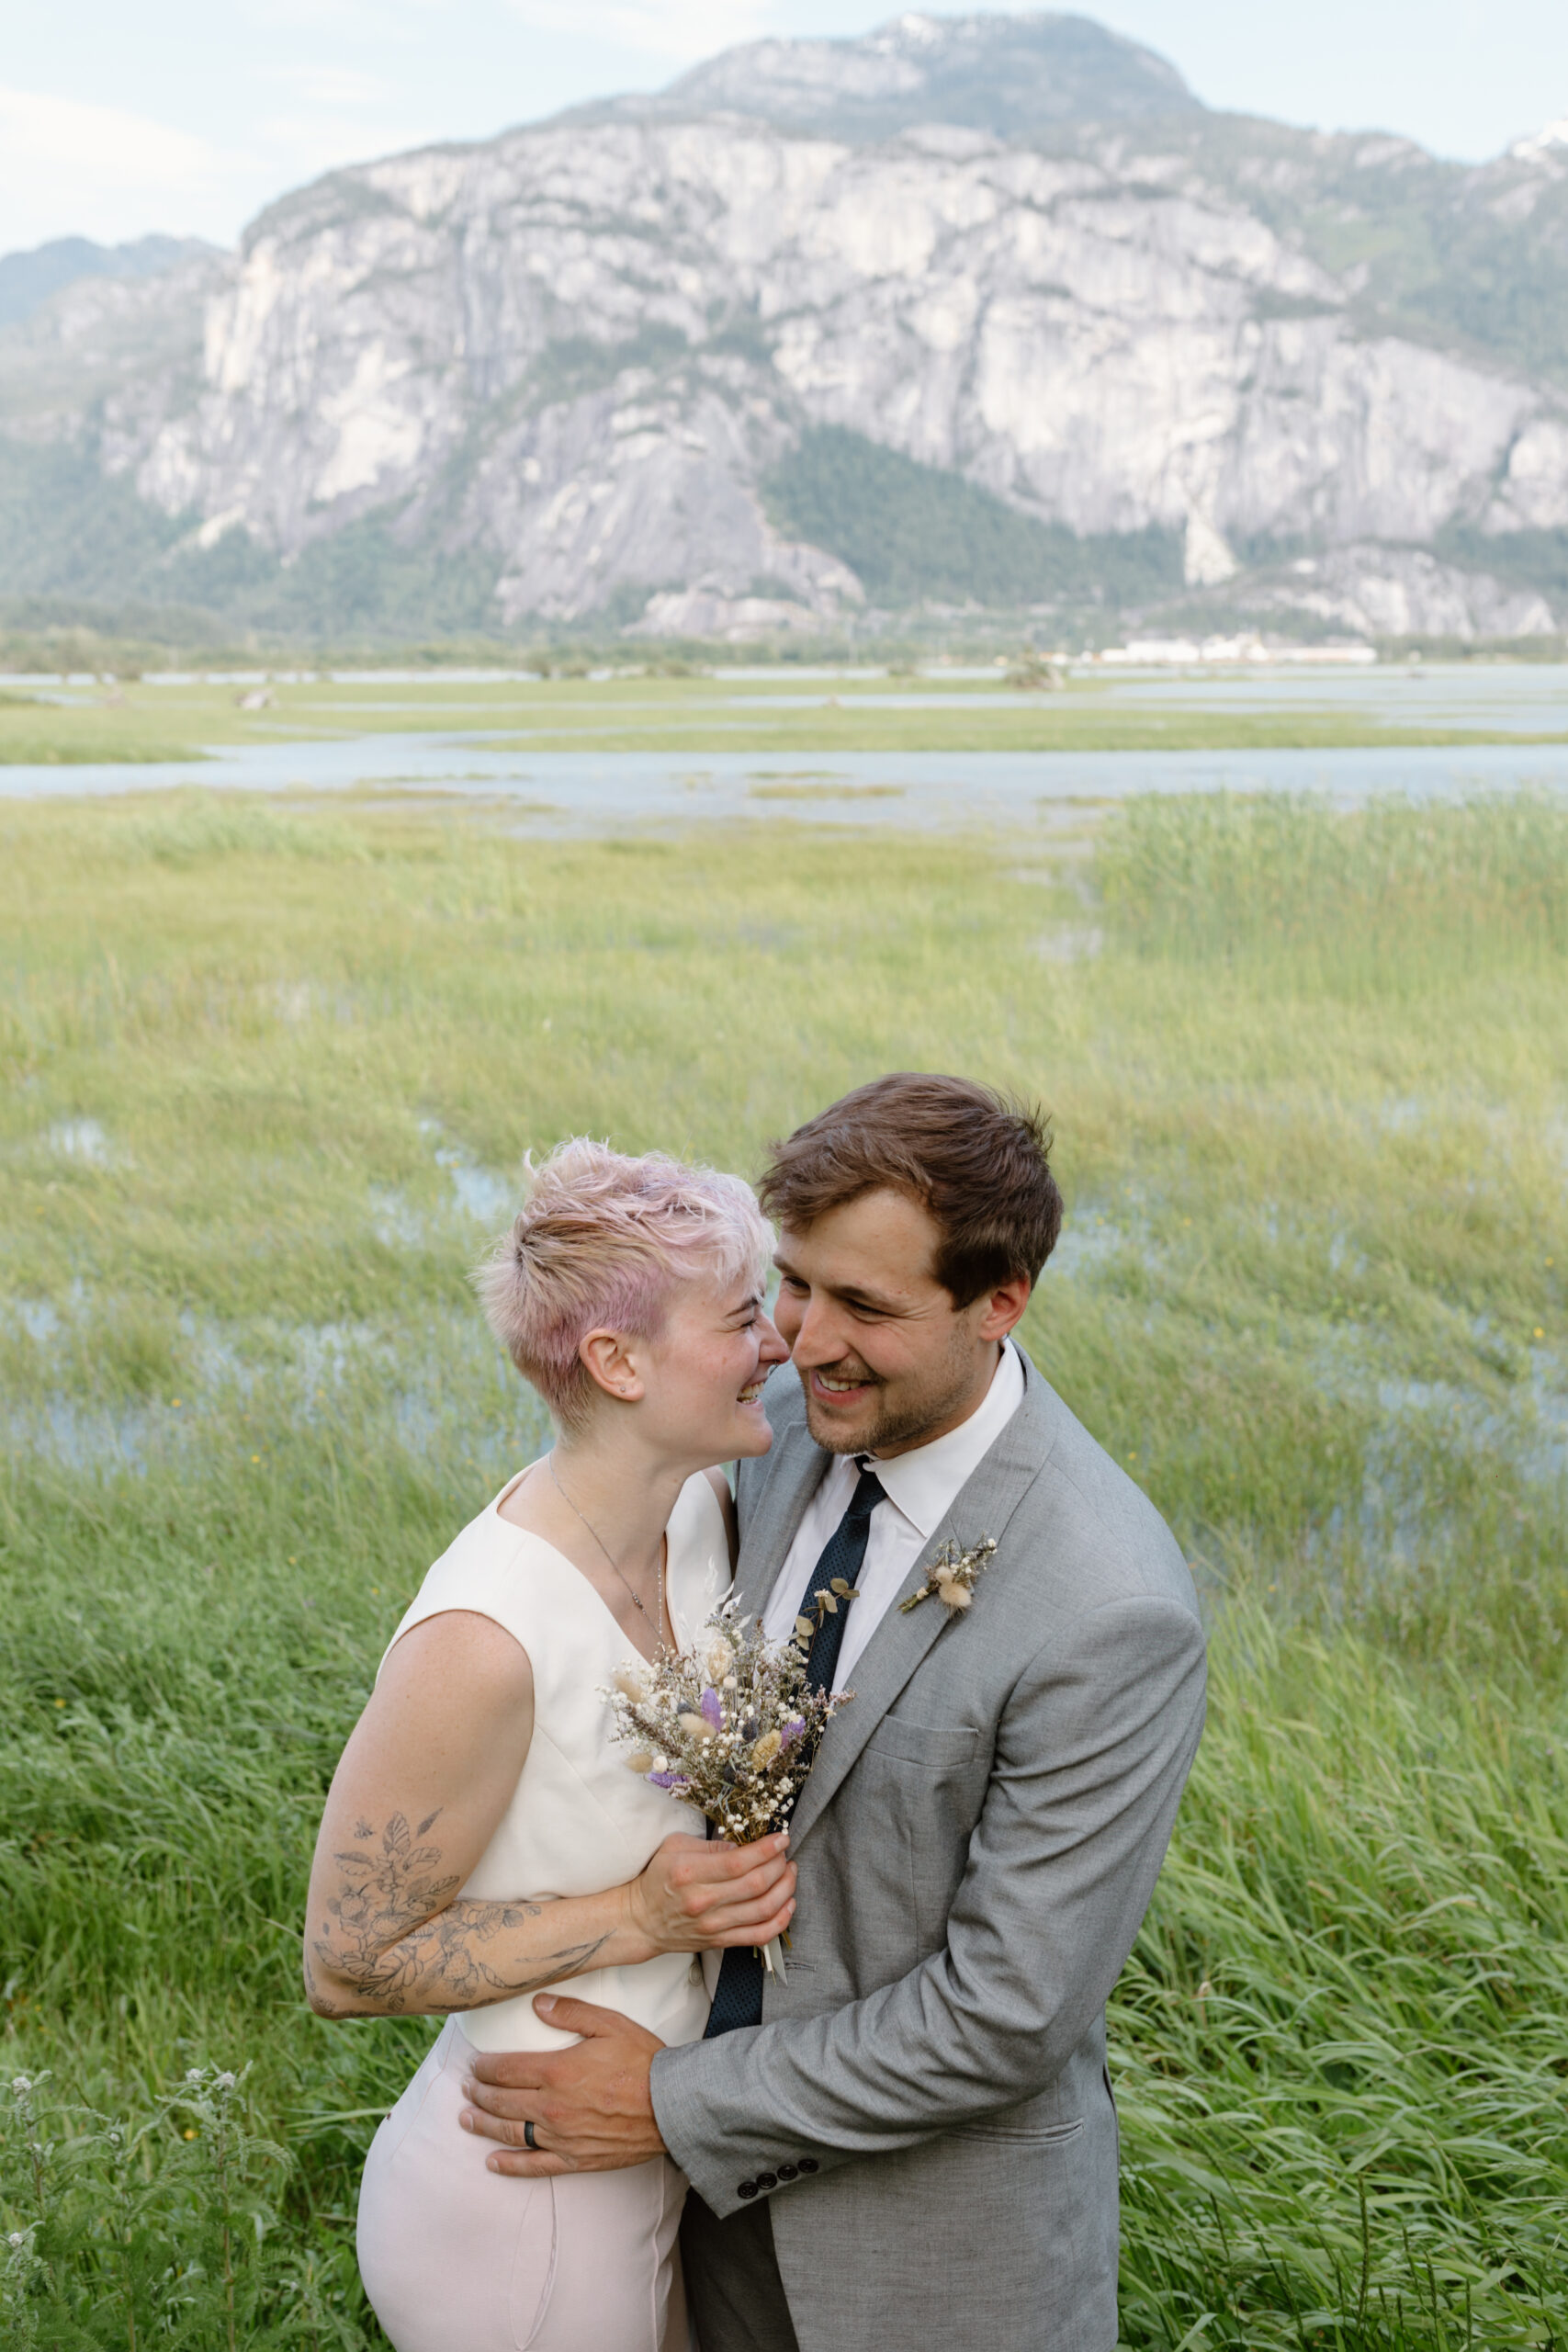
[705,1464,886,2039]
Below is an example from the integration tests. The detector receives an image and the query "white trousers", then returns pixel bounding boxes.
[357,2017,693,2352]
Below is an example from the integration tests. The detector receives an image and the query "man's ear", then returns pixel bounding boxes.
[579,1329,645,1403]
[976,1274,1032,1343]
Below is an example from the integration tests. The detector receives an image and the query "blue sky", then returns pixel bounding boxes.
[3,1,1565,254]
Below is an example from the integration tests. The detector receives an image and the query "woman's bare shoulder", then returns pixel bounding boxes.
[381,1606,534,1709]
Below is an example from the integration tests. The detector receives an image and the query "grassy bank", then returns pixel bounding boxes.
[2,789,1565,2345]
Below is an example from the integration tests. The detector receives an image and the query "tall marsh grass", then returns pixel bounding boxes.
[1099,790,1568,982]
[2,789,1565,2344]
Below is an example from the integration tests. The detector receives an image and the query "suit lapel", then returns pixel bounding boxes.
[786,1359,1059,1849]
[733,1416,829,1623]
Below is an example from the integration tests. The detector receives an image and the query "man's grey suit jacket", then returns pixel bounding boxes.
[649,1348,1206,2352]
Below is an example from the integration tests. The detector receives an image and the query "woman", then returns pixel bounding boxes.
[304,1139,795,2352]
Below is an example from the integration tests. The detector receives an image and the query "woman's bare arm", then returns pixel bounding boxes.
[304,1608,794,2020]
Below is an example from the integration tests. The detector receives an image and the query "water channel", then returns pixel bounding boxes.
[4,664,1566,831]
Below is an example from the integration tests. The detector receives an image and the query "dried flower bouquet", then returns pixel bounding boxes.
[604,1599,850,1976]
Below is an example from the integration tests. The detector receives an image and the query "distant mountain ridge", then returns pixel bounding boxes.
[0,235,218,332]
[2,13,1567,645]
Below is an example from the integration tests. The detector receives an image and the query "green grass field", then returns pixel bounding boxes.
[3,786,1566,2346]
[4,667,1567,765]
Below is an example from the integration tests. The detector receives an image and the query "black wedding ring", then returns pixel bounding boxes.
[523,2120,538,2151]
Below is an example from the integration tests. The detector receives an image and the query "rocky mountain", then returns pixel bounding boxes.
[568,12,1201,142]
[4,11,1568,643]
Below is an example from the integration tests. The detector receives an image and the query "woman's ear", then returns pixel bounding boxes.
[579,1328,645,1403]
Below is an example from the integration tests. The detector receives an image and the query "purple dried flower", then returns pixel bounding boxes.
[604,1605,851,1849]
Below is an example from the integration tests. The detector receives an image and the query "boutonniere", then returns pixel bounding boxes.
[899,1535,997,1616]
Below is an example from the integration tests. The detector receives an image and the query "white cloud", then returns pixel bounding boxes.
[0,83,231,247]
[0,78,443,250]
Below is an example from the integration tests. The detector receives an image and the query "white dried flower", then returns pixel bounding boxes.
[900,1535,997,1619]
[601,1606,849,1846]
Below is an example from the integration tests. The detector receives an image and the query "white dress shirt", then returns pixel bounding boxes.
[761,1340,1025,1690]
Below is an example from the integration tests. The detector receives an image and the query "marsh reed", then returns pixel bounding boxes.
[2,788,1563,2343]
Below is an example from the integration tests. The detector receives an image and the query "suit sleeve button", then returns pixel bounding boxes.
[755,2172,778,2191]
[776,2163,798,2182]
[797,2156,819,2174]
[737,2180,759,2199]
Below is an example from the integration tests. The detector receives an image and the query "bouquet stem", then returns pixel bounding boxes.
[761,1935,787,1982]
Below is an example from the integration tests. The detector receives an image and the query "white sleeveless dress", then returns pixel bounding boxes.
[356,1467,731,2352]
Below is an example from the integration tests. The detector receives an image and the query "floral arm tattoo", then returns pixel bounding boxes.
[311,1810,612,2015]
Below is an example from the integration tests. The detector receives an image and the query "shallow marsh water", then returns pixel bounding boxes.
[6,736,1568,828]
[2,662,1566,824]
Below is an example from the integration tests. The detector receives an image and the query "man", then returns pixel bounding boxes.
[460,1073,1207,2352]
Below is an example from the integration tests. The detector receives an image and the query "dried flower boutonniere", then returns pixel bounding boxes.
[899,1535,997,1616]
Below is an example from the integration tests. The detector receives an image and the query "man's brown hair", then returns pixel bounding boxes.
[758,1073,1063,1306]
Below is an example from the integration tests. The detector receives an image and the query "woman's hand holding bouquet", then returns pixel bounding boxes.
[605,1599,850,1976]
[620,1828,795,1958]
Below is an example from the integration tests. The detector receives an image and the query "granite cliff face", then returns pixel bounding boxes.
[6,13,1568,638]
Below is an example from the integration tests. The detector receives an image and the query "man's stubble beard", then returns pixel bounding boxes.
[801,1329,987,1458]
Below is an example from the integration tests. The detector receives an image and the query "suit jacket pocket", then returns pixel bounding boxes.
[863,1717,981,1770]
[952,2114,1084,2146]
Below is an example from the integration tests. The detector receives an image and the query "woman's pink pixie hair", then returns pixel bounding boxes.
[476,1137,772,1431]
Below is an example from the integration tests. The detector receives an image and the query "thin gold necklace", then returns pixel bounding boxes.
[547,1453,666,1636]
